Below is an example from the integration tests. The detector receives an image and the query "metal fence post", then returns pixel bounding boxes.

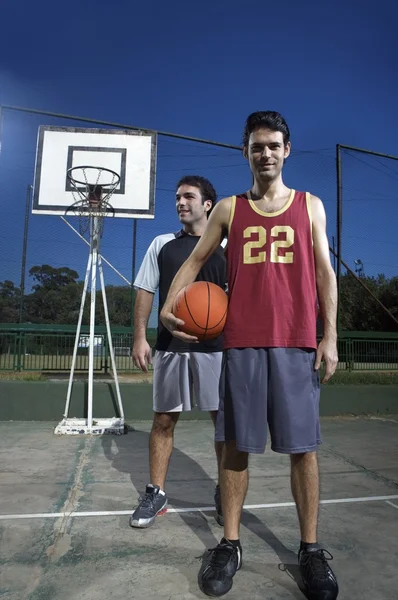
[19,184,32,323]
[336,144,342,336]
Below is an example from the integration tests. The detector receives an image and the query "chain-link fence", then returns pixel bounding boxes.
[337,144,398,333]
[0,106,397,335]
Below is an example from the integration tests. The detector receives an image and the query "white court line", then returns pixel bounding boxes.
[1,494,398,521]
[386,500,398,510]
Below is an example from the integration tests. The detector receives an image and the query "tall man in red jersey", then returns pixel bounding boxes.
[160,111,339,600]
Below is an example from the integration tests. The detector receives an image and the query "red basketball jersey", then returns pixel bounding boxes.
[224,190,318,349]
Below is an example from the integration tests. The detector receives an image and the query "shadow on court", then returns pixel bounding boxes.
[101,425,307,598]
[101,425,221,551]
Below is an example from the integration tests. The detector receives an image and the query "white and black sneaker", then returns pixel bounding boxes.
[299,546,339,599]
[129,484,168,528]
[200,538,242,597]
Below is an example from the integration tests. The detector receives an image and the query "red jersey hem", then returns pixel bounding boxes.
[223,338,317,349]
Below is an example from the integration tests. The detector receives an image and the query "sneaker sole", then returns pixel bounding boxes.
[200,581,233,598]
[129,506,168,528]
[304,586,338,600]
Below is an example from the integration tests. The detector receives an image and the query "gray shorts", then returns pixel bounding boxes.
[215,347,321,454]
[153,350,222,413]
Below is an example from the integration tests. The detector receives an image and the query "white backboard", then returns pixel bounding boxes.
[32,126,157,218]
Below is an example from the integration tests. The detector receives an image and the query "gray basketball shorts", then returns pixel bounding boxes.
[152,350,222,413]
[215,347,321,454]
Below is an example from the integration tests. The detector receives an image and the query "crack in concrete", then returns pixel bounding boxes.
[323,444,398,490]
[46,437,93,563]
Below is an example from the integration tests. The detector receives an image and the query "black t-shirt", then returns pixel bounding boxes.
[134,230,227,352]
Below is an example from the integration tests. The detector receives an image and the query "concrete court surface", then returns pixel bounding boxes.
[0,416,398,600]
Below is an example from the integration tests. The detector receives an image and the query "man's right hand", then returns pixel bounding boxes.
[160,310,199,343]
[132,339,153,372]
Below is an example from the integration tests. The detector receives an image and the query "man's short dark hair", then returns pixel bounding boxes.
[242,111,290,147]
[176,175,217,217]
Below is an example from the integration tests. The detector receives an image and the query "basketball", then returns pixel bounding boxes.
[172,281,228,341]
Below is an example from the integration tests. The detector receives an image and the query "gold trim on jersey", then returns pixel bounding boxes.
[228,195,237,234]
[247,188,295,217]
[305,191,314,246]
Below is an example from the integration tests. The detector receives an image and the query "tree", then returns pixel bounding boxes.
[29,265,79,291]
[339,273,398,332]
[25,266,81,324]
[19,265,133,326]
[92,285,132,327]
[0,280,20,322]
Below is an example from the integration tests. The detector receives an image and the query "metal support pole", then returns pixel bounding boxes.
[87,217,99,431]
[63,250,93,419]
[19,185,32,322]
[98,253,124,419]
[332,236,336,273]
[336,144,342,335]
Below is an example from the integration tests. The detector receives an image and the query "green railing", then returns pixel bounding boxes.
[0,324,397,372]
[0,324,156,373]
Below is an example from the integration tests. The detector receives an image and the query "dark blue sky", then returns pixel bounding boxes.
[2,0,397,150]
[1,0,397,323]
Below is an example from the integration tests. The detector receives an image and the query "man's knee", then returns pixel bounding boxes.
[290,450,318,469]
[152,412,179,435]
[222,441,248,471]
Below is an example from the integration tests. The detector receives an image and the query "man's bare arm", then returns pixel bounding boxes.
[311,194,338,382]
[132,288,154,372]
[160,197,231,341]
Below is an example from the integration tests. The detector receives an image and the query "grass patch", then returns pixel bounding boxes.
[1,369,397,385]
[0,371,46,381]
[326,370,398,385]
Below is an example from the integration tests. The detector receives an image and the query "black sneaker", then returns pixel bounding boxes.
[200,538,242,597]
[299,547,339,600]
[214,485,223,526]
[129,484,168,528]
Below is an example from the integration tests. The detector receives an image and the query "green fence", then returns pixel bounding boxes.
[0,324,156,373]
[0,325,397,373]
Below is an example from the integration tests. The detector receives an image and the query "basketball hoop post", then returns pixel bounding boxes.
[30,126,157,433]
[87,215,99,430]
[55,167,125,435]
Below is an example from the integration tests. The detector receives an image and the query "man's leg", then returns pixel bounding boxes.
[220,441,249,540]
[200,348,267,597]
[130,351,188,529]
[150,411,180,491]
[209,410,223,480]
[268,348,338,599]
[290,451,319,543]
[291,450,338,598]
[191,352,225,524]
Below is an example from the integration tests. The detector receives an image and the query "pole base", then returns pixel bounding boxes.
[54,417,125,436]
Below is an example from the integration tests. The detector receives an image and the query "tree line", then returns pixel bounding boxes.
[0,265,132,327]
[0,264,397,332]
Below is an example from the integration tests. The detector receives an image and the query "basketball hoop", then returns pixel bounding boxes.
[66,166,120,236]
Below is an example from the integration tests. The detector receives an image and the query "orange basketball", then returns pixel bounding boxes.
[172,281,228,341]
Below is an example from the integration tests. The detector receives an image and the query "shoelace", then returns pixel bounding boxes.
[207,543,236,569]
[301,549,334,579]
[139,492,157,510]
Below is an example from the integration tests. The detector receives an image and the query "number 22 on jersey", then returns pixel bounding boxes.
[243,225,295,264]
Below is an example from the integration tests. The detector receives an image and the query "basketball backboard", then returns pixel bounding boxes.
[32,126,157,218]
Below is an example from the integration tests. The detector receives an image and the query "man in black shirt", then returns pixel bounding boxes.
[130,175,226,528]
